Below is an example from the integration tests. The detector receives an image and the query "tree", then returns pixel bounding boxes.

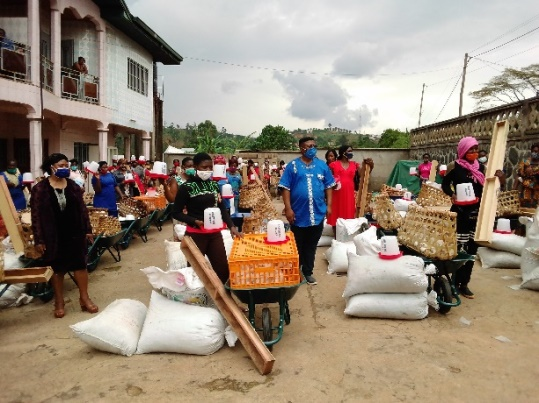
[254,125,296,150]
[470,63,539,110]
[378,128,409,148]
[195,120,221,153]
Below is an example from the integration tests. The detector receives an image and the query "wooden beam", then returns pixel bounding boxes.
[355,163,371,218]
[3,266,53,284]
[475,120,509,245]
[0,176,26,253]
[429,160,439,182]
[180,236,275,375]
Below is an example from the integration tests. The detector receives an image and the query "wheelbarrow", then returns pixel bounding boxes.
[224,278,306,351]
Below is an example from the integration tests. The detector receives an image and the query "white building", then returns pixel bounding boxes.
[0,0,182,177]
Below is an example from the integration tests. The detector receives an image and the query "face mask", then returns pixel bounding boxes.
[173,162,180,167]
[197,170,212,181]
[100,169,108,175]
[345,152,353,160]
[532,152,539,160]
[478,157,487,164]
[466,152,479,162]
[6,168,16,174]
[185,168,196,176]
[70,165,78,171]
[53,167,70,178]
[305,147,317,160]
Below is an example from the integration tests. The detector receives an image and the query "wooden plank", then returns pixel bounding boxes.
[180,236,275,375]
[475,120,509,245]
[355,163,371,218]
[0,176,26,253]
[242,165,248,183]
[429,160,439,182]
[3,266,53,284]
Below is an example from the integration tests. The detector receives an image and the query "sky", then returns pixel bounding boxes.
[125,0,539,138]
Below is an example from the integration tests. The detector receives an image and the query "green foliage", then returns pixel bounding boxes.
[469,63,539,110]
[254,125,296,150]
[378,128,409,148]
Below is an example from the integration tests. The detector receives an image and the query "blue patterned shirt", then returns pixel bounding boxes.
[278,157,335,227]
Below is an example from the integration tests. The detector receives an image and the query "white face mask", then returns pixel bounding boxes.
[197,170,213,181]
[478,156,487,163]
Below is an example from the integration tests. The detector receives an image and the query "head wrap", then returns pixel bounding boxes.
[456,136,485,185]
[457,137,478,160]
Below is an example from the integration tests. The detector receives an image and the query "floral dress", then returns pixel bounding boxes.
[517,158,539,208]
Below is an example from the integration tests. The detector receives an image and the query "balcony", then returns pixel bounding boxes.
[60,67,99,105]
[0,39,31,82]
[41,56,53,93]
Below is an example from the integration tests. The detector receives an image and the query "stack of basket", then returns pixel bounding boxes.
[118,198,148,218]
[239,182,280,234]
[415,183,452,208]
[373,193,402,230]
[496,190,520,217]
[18,209,42,259]
[90,213,121,236]
[380,184,405,198]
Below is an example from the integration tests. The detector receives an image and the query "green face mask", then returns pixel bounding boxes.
[185,168,196,176]
[6,168,17,174]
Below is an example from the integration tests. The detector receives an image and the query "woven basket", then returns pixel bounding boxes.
[415,184,452,207]
[373,193,402,230]
[92,215,121,236]
[397,205,458,260]
[239,183,266,209]
[83,193,94,205]
[242,214,264,234]
[381,184,405,197]
[118,198,148,218]
[496,190,520,217]
[17,209,43,259]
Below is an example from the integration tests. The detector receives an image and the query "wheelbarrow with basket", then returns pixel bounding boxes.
[224,232,304,351]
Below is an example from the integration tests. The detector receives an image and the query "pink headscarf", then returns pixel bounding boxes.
[456,136,485,185]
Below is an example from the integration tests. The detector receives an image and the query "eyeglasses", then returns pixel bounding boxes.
[301,144,317,150]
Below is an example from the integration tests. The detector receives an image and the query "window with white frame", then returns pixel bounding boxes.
[127,58,149,96]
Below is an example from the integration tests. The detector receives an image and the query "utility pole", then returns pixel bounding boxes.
[459,53,469,117]
[418,83,425,127]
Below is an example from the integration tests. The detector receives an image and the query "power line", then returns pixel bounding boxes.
[434,73,462,122]
[471,25,539,57]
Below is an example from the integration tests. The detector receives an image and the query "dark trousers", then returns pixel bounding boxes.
[291,220,324,276]
[452,206,479,287]
[188,231,229,283]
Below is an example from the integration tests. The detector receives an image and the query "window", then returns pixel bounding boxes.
[74,142,89,165]
[127,58,149,96]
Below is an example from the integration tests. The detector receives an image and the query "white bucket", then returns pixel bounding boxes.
[131,155,136,161]
[204,207,223,230]
[139,155,146,162]
[496,218,511,233]
[146,187,157,197]
[221,183,234,199]
[456,183,475,202]
[380,236,400,256]
[266,220,286,242]
[410,167,417,175]
[152,161,167,175]
[22,172,34,183]
[112,155,118,161]
[125,214,135,220]
[87,161,99,174]
[439,164,447,173]
[213,164,226,180]
[395,184,403,190]
[403,191,412,200]
[237,157,243,164]
[124,172,134,181]
[82,161,89,169]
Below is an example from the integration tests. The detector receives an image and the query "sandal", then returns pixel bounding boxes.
[80,298,99,314]
[54,303,65,319]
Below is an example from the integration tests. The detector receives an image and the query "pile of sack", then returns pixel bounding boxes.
[476,232,524,270]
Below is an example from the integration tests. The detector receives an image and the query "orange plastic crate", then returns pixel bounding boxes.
[228,232,300,289]
[133,195,167,211]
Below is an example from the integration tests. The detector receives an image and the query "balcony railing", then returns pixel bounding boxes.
[40,55,53,93]
[60,66,99,104]
[0,39,31,82]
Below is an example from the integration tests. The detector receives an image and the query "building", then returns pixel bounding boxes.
[0,0,182,178]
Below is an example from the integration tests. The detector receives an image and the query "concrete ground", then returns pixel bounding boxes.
[1,201,539,402]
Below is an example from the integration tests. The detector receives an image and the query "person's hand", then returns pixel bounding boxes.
[194,219,204,229]
[35,244,46,254]
[364,158,374,170]
[494,169,506,183]
[86,233,94,243]
[451,194,457,203]
[93,173,100,180]
[284,207,295,224]
[230,226,243,238]
[326,204,332,218]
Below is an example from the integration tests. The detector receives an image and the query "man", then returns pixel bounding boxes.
[72,56,88,74]
[0,28,15,50]
[278,137,335,285]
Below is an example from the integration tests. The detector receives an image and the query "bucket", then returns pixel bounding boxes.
[86,161,99,174]
[213,164,227,180]
[410,167,417,175]
[22,172,34,184]
[496,218,511,234]
[380,236,401,259]
[221,183,234,199]
[152,161,167,175]
[124,172,134,181]
[403,191,412,201]
[204,207,223,230]
[395,184,403,190]
[146,187,157,197]
[266,220,286,242]
[439,164,447,176]
[456,183,475,202]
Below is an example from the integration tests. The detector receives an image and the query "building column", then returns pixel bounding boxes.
[141,132,151,161]
[98,129,108,162]
[28,117,43,178]
[51,6,61,97]
[124,134,131,160]
[28,0,40,86]
[97,29,106,105]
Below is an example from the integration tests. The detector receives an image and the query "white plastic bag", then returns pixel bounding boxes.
[352,226,381,256]
[344,292,428,320]
[70,299,147,356]
[164,239,189,270]
[327,240,356,274]
[136,291,226,355]
[335,217,369,243]
[393,199,415,212]
[343,254,427,296]
[476,247,520,269]
[0,284,33,309]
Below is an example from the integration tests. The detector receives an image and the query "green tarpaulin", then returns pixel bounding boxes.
[385,160,443,195]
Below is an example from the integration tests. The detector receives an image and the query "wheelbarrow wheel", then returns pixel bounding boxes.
[434,277,452,314]
[262,307,273,351]
[284,303,291,325]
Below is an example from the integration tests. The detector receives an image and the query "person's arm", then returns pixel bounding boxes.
[161,177,178,203]
[441,165,455,199]
[281,188,294,224]
[325,187,333,218]
[92,174,102,193]
[172,183,197,227]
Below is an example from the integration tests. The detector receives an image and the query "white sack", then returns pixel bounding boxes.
[344,292,428,320]
[343,254,427,297]
[70,299,147,356]
[476,247,520,269]
[394,199,416,212]
[520,209,539,290]
[322,220,333,237]
[136,291,226,355]
[327,240,356,274]
[489,233,526,256]
[222,229,234,258]
[318,235,333,247]
[164,239,189,270]
[353,226,381,256]
[336,217,369,243]
[174,224,187,240]
[0,284,33,309]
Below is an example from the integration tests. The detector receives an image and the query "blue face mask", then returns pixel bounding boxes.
[305,147,317,160]
[345,152,353,160]
[54,167,70,178]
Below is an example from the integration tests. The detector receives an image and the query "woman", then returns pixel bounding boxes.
[162,156,194,203]
[172,153,241,283]
[69,158,86,189]
[91,161,124,216]
[515,143,539,208]
[442,137,506,299]
[226,157,242,211]
[325,149,338,166]
[417,153,432,183]
[30,153,97,318]
[327,145,360,235]
[2,160,27,210]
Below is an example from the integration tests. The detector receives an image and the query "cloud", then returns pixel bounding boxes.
[333,42,391,78]
[273,72,377,131]
[221,80,242,94]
